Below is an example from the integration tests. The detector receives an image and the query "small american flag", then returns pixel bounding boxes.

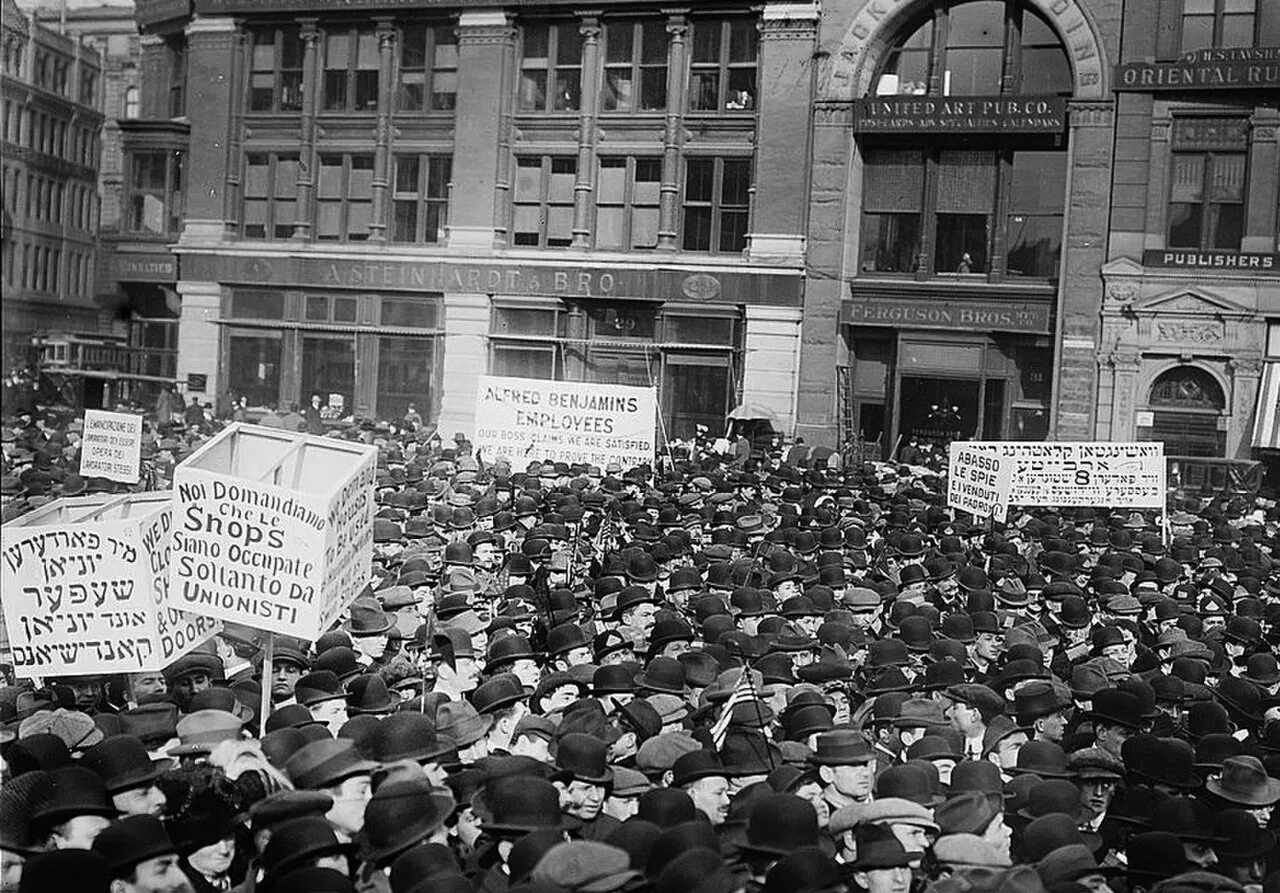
[710,668,757,749]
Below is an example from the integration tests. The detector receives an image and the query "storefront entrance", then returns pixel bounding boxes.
[898,377,982,444]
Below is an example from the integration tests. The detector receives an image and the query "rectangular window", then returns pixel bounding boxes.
[168,39,187,117]
[512,156,576,247]
[1168,118,1248,251]
[682,157,751,253]
[391,154,450,243]
[603,19,668,112]
[79,70,96,106]
[230,289,286,319]
[688,17,757,113]
[316,153,375,242]
[397,23,457,112]
[1181,0,1255,54]
[934,149,995,274]
[381,296,441,329]
[377,336,435,421]
[519,21,583,112]
[228,331,282,407]
[249,27,303,112]
[126,150,179,235]
[595,157,661,250]
[861,149,924,273]
[1006,151,1065,278]
[323,28,379,112]
[242,152,298,239]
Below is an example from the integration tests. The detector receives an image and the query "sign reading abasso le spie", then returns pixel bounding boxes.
[80,410,142,484]
[948,444,1013,523]
[474,375,656,470]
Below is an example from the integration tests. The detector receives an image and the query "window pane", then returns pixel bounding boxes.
[228,334,281,407]
[1170,155,1205,202]
[515,158,543,202]
[685,159,715,202]
[606,23,633,64]
[726,69,755,110]
[1209,154,1245,201]
[719,209,748,252]
[547,206,574,244]
[325,32,349,68]
[935,214,989,273]
[634,160,661,203]
[605,71,634,111]
[861,212,920,273]
[632,206,659,248]
[378,337,434,422]
[492,307,556,336]
[333,297,358,322]
[1020,46,1072,94]
[231,290,285,319]
[301,337,355,418]
[401,27,426,68]
[640,67,667,110]
[642,22,666,63]
[549,159,577,200]
[683,206,712,250]
[597,206,625,248]
[519,71,547,110]
[275,157,299,197]
[523,23,549,60]
[1009,152,1066,214]
[244,156,269,195]
[692,22,719,63]
[350,156,375,192]
[729,19,756,62]
[1006,215,1062,277]
[382,297,439,329]
[395,156,420,193]
[1180,15,1213,54]
[393,201,417,241]
[318,156,343,197]
[305,296,328,320]
[863,149,924,211]
[273,200,295,238]
[557,24,584,64]
[689,71,719,111]
[427,158,450,197]
[1167,203,1203,248]
[879,49,930,95]
[348,201,372,239]
[493,345,554,380]
[356,31,378,68]
[554,71,580,110]
[936,150,996,213]
[721,160,751,205]
[1220,14,1254,47]
[949,1,1005,45]
[598,159,626,203]
[944,47,1003,94]
[1210,203,1243,250]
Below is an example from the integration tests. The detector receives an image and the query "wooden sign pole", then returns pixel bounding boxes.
[259,633,275,738]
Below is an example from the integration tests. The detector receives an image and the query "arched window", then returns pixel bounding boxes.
[874,0,1072,97]
[1146,366,1227,456]
[123,86,139,119]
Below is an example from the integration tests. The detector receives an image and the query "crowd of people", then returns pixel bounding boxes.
[1,397,1279,893]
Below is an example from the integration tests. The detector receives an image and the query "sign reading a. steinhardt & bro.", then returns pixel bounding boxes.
[474,376,656,470]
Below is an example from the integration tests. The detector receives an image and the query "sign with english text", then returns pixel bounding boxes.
[474,375,657,470]
[170,425,377,637]
[957,442,1166,508]
[854,95,1066,133]
[80,410,143,484]
[0,494,221,678]
[948,445,1013,522]
[1116,46,1280,91]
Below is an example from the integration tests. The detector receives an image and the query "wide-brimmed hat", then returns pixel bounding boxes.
[1204,755,1280,806]
[344,596,395,637]
[435,700,493,748]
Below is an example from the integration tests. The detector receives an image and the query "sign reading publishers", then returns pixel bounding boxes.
[80,410,143,484]
[948,445,1013,522]
[0,493,221,678]
[961,442,1166,508]
[474,375,657,470]
[170,424,377,638]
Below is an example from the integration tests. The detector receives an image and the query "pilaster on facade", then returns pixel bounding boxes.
[176,280,224,400]
[656,8,689,252]
[368,17,398,242]
[293,18,321,240]
[743,305,803,437]
[180,16,238,245]
[436,293,493,439]
[1245,108,1280,253]
[571,13,602,250]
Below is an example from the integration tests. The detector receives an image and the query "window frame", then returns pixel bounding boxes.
[248,26,303,113]
[390,152,452,244]
[321,26,380,113]
[687,16,758,114]
[594,155,663,251]
[315,152,376,242]
[124,148,185,236]
[396,22,458,113]
[241,151,299,240]
[601,18,668,113]
[1165,117,1249,252]
[517,20,584,113]
[681,155,753,254]
[510,154,578,248]
[1178,0,1257,55]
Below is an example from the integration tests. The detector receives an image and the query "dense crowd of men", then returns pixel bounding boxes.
[1,403,1279,893]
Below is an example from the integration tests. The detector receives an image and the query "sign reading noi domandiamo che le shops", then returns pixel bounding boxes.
[474,375,657,470]
[169,425,377,638]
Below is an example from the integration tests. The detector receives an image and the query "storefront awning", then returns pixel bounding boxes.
[1251,361,1280,449]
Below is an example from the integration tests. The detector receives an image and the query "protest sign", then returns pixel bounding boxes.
[959,442,1166,508]
[473,375,656,469]
[80,410,142,484]
[948,445,1013,522]
[170,424,377,638]
[0,493,221,679]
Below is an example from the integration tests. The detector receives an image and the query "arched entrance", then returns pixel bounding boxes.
[1145,366,1226,456]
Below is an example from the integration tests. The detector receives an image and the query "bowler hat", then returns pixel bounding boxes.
[554,733,613,785]
[1126,831,1189,881]
[29,767,117,825]
[671,750,728,787]
[91,814,177,874]
[479,776,567,835]
[79,735,172,794]
[634,657,686,695]
[366,713,456,764]
[345,674,399,715]
[260,816,354,879]
[357,777,455,866]
[473,673,529,716]
[1087,688,1144,730]
[19,850,110,893]
[295,671,349,705]
[736,793,829,857]
[485,635,538,675]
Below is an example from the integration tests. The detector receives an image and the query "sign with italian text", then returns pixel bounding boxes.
[80,410,142,484]
[170,425,376,637]
[854,95,1066,133]
[474,375,656,470]
[959,442,1166,508]
[0,494,221,678]
[948,445,1013,522]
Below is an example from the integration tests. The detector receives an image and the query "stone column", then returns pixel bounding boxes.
[1229,358,1264,458]
[1244,110,1279,254]
[293,19,320,239]
[436,294,491,438]
[176,280,223,400]
[369,17,397,242]
[179,16,238,244]
[450,11,513,251]
[743,305,802,436]
[138,34,168,119]
[747,2,818,265]
[656,9,688,252]
[1051,99,1114,440]
[222,28,248,235]
[571,14,602,249]
[1104,350,1141,443]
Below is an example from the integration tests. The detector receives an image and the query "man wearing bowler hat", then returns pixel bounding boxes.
[92,815,193,893]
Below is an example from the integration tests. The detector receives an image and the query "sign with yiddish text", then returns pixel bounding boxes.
[170,425,376,637]
[80,410,142,484]
[948,445,1013,523]
[0,494,221,678]
[474,375,656,470]
[960,442,1166,508]
[854,95,1066,133]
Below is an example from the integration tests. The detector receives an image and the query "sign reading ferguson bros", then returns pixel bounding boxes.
[474,375,657,470]
[170,425,377,638]
[1,494,222,678]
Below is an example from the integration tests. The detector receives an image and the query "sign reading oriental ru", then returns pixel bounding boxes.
[853,95,1067,133]
[1116,46,1280,91]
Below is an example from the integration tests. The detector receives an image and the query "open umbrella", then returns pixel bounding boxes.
[726,402,779,424]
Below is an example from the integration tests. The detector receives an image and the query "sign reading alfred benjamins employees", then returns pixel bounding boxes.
[474,375,656,470]
[1117,46,1280,91]
[948,445,1013,524]
[80,410,143,484]
[170,424,377,638]
[854,95,1066,133]
[963,442,1166,508]
[1,494,222,679]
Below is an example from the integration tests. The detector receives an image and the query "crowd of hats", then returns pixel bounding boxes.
[2,402,1280,893]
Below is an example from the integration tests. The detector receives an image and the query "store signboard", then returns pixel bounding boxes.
[854,95,1066,133]
[1116,46,1280,91]
[841,297,1053,334]
[1143,250,1277,271]
[961,441,1166,508]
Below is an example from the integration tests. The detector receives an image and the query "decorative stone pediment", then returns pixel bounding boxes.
[1128,286,1254,318]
